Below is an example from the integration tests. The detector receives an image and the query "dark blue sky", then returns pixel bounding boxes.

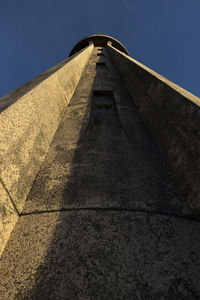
[0,0,199,97]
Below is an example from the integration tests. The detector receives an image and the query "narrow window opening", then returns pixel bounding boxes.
[96,62,107,69]
[92,91,116,123]
[97,53,104,56]
[105,104,112,110]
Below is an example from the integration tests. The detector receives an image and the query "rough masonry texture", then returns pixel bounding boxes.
[108,45,200,217]
[0,44,93,255]
[0,35,200,299]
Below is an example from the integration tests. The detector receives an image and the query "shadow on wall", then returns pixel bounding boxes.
[15,63,199,299]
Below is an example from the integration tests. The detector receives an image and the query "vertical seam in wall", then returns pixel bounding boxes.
[55,72,69,106]
[0,176,20,216]
[0,45,94,220]
[70,46,94,103]
[56,44,94,107]
[19,77,70,211]
[106,46,138,108]
[0,44,95,258]
[21,104,70,212]
[108,45,153,109]
[138,80,153,109]
[20,46,94,213]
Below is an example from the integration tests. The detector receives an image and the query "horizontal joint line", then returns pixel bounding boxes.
[20,207,195,222]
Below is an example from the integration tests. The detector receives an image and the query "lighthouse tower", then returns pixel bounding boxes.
[0,35,200,299]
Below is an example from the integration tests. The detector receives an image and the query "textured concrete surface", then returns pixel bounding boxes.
[0,44,93,255]
[0,181,18,257]
[108,45,200,217]
[23,48,191,217]
[1,211,200,300]
[0,46,93,113]
[0,47,199,299]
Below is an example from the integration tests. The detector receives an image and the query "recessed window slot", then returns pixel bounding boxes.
[96,62,107,69]
[92,91,116,123]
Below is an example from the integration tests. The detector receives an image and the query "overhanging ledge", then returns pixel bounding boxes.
[69,34,129,56]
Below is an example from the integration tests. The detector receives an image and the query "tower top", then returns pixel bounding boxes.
[69,34,129,56]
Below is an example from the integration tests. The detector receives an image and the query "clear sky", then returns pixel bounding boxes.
[0,0,199,97]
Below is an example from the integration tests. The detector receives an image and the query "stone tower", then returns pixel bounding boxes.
[0,35,200,299]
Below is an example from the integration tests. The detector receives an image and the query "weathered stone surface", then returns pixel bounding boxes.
[108,45,200,216]
[23,102,191,217]
[0,44,93,255]
[0,44,93,210]
[0,181,18,256]
[0,46,93,113]
[0,95,48,212]
[0,38,199,299]
[1,211,200,299]
[22,48,190,218]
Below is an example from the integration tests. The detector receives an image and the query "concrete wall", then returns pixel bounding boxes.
[108,45,200,217]
[0,44,93,256]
